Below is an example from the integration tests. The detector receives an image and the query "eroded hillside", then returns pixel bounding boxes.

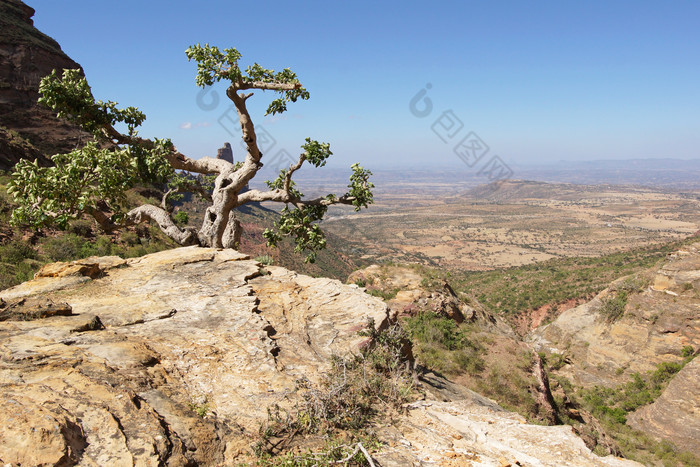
[0,247,639,466]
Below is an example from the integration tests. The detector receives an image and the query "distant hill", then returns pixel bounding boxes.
[0,0,87,170]
[461,179,672,203]
[513,158,700,189]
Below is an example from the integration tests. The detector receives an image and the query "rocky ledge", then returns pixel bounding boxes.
[0,247,638,465]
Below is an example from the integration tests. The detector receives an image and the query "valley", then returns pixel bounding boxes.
[293,174,700,270]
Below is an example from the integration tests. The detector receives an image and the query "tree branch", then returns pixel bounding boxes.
[86,207,121,233]
[284,153,306,193]
[126,204,199,245]
[237,189,358,207]
[235,81,300,92]
[101,123,230,174]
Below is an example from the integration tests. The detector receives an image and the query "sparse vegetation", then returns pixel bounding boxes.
[403,312,485,375]
[255,255,274,266]
[366,286,399,300]
[188,399,210,418]
[410,239,695,324]
[598,290,628,323]
[554,352,699,465]
[253,320,416,465]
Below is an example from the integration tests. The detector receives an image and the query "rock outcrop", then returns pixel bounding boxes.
[348,264,515,337]
[0,246,643,465]
[529,242,700,452]
[628,356,699,453]
[0,247,388,465]
[215,142,233,163]
[0,0,87,169]
[528,243,700,388]
[376,398,637,466]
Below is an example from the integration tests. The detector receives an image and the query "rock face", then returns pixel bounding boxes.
[0,0,87,169]
[528,243,700,388]
[529,242,700,452]
[215,142,233,163]
[0,247,642,465]
[376,398,638,467]
[628,357,700,453]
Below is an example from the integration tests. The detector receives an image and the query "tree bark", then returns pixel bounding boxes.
[222,213,241,249]
[126,204,199,246]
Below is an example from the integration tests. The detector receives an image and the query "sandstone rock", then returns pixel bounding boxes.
[0,246,389,465]
[528,243,700,388]
[374,399,639,466]
[0,296,72,321]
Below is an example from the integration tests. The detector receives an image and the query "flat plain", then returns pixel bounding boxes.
[287,173,700,270]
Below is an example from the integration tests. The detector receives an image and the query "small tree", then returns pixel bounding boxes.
[8,45,373,262]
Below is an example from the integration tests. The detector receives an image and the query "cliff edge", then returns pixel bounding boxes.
[0,246,638,465]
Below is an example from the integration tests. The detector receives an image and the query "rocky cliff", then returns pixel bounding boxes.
[0,0,87,170]
[529,241,700,454]
[0,246,638,465]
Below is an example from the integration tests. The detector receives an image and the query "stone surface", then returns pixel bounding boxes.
[374,397,638,466]
[0,246,389,465]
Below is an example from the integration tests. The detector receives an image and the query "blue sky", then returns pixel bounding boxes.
[29,0,700,170]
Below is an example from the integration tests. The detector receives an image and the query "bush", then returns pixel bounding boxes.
[255,255,274,266]
[41,234,88,262]
[254,320,415,462]
[0,239,36,264]
[173,210,189,226]
[681,345,694,358]
[69,219,94,237]
[366,286,399,300]
[599,291,628,323]
[404,312,484,375]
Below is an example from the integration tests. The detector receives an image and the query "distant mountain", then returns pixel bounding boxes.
[460,179,671,203]
[0,0,87,170]
[542,158,700,171]
[512,158,700,189]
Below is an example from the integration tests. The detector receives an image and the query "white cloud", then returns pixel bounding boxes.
[180,121,211,130]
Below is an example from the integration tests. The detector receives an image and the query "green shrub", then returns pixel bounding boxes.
[599,291,628,323]
[255,255,274,265]
[41,234,88,262]
[404,312,484,375]
[69,219,94,237]
[0,239,36,264]
[173,210,189,226]
[120,231,140,246]
[366,287,399,300]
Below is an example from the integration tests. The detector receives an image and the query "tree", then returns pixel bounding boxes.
[8,44,373,262]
